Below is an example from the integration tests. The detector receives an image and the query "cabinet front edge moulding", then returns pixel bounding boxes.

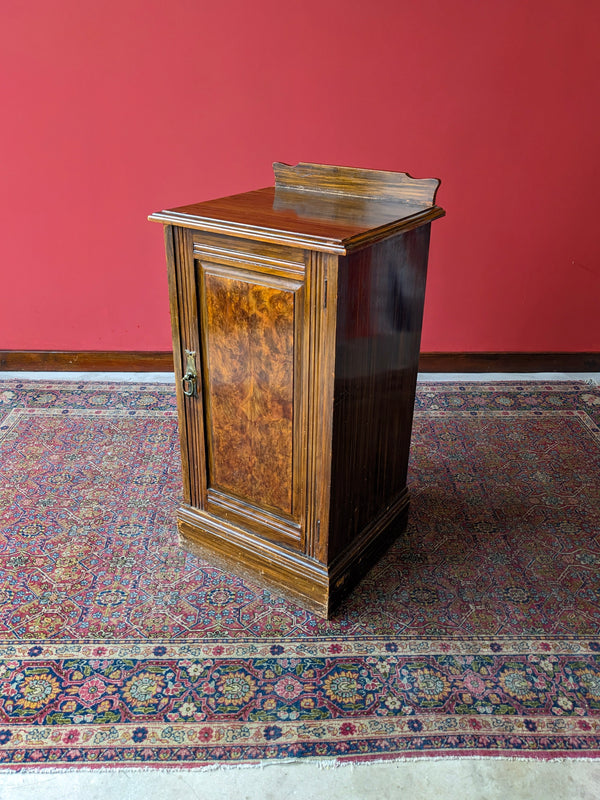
[148,206,445,255]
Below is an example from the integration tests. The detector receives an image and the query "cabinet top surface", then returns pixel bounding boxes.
[149,163,445,253]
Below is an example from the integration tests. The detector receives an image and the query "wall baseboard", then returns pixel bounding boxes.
[418,352,600,372]
[1,351,599,373]
[0,351,174,372]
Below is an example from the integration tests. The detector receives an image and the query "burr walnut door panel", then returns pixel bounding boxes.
[196,259,307,548]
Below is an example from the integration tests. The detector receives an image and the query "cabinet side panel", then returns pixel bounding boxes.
[328,225,431,561]
[201,269,296,515]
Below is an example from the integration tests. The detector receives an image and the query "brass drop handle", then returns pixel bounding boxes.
[181,349,197,397]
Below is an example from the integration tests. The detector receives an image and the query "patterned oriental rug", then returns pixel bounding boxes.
[0,379,600,769]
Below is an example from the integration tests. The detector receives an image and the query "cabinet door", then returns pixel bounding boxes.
[191,234,309,549]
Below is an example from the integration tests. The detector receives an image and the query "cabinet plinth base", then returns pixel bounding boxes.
[177,488,410,619]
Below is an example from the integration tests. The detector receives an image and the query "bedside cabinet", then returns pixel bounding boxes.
[149,162,444,617]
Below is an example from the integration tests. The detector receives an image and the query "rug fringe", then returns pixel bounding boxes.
[2,753,600,774]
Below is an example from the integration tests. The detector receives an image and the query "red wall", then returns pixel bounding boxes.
[2,0,599,352]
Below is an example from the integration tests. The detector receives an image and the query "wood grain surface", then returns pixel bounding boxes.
[273,161,440,204]
[201,269,296,514]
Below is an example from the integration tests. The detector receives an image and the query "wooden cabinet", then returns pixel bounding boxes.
[150,162,444,617]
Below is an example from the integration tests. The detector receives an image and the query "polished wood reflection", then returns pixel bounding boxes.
[328,226,431,559]
[149,162,443,254]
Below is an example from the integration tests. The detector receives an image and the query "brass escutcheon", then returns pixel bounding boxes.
[181,350,197,397]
